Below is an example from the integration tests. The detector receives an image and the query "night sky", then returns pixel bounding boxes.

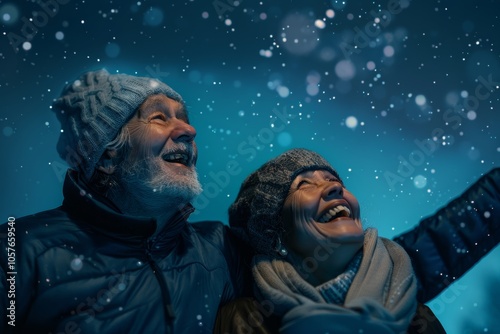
[1,0,500,332]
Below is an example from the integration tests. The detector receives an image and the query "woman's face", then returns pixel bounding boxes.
[281,169,364,259]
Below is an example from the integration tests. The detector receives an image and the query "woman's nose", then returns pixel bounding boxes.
[322,181,343,199]
[170,119,197,143]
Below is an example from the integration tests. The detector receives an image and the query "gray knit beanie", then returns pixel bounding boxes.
[52,69,183,180]
[229,148,340,255]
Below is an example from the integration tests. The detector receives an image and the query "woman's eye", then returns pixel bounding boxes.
[326,177,342,185]
[297,180,311,188]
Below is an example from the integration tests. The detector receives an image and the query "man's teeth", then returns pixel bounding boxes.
[318,205,351,223]
[162,153,189,165]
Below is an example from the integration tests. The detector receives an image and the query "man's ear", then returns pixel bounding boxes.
[96,149,118,175]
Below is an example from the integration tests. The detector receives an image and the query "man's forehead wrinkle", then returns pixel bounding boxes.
[137,97,189,121]
[139,98,169,117]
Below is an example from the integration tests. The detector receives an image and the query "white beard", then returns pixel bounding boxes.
[117,155,203,214]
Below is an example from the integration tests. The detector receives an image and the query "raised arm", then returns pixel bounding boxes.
[393,167,500,302]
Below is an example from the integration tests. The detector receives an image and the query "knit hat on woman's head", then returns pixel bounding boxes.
[229,148,339,256]
[52,69,183,180]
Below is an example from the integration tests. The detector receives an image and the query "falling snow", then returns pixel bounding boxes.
[1,1,500,333]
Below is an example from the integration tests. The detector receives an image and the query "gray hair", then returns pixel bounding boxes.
[87,126,131,196]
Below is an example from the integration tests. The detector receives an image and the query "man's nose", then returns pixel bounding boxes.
[170,119,197,143]
[322,181,343,199]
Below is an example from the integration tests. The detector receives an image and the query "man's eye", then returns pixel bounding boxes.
[150,114,166,121]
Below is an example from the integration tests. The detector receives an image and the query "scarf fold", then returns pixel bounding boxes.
[252,228,417,334]
[316,251,362,304]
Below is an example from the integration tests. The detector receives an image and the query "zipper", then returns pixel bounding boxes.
[145,239,175,332]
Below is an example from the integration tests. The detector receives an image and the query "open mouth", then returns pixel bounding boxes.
[317,205,351,223]
[161,152,191,166]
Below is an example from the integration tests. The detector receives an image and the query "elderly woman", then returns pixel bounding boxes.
[216,148,446,333]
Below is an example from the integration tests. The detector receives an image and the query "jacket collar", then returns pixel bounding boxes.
[62,170,194,243]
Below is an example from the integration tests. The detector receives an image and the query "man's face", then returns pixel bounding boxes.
[117,94,202,206]
[281,169,364,259]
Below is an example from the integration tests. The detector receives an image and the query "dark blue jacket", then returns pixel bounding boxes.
[1,168,499,332]
[0,171,246,333]
[394,167,500,302]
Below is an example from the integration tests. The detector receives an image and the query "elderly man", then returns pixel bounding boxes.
[0,70,247,333]
[1,69,499,333]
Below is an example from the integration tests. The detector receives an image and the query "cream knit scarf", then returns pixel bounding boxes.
[252,228,417,334]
